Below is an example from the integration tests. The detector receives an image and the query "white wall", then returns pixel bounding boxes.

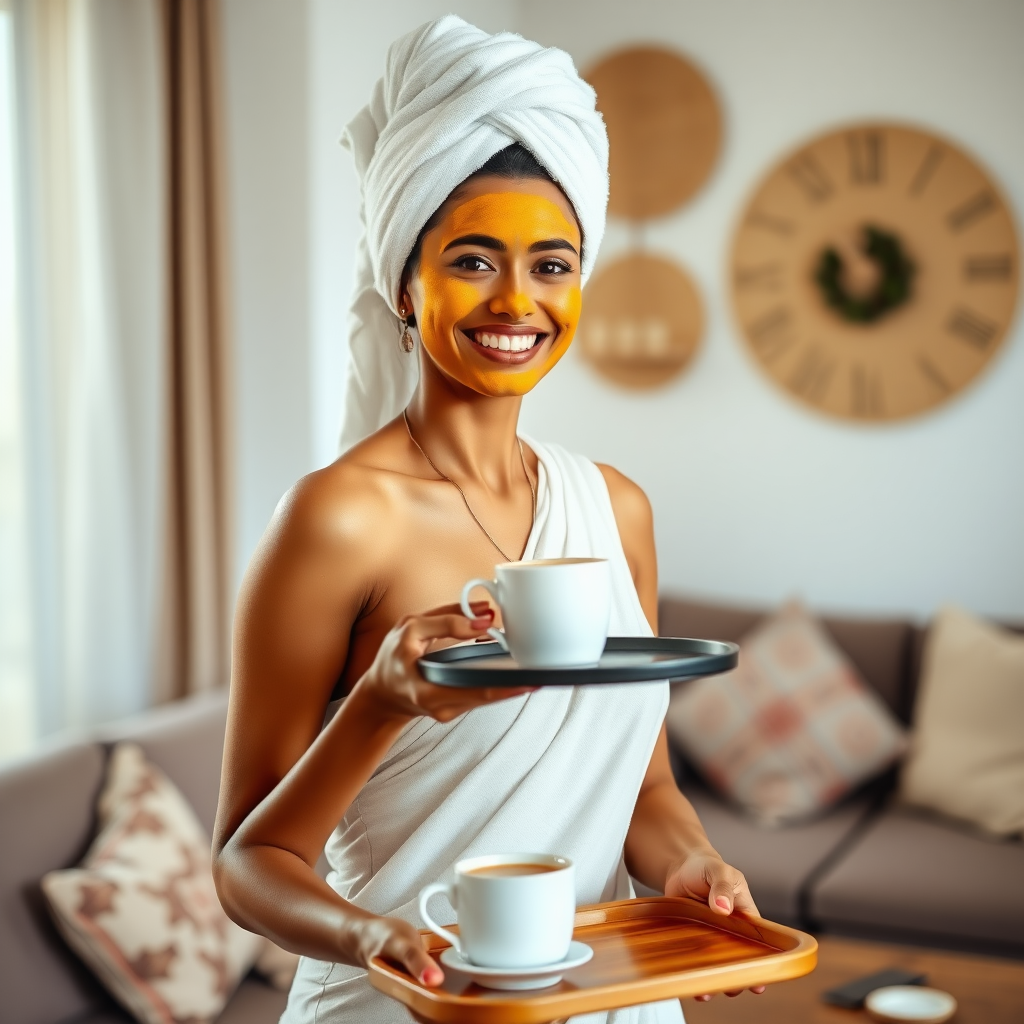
[231,0,1024,620]
[221,0,312,586]
[514,0,1024,620]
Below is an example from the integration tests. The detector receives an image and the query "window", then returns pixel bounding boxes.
[0,1,36,761]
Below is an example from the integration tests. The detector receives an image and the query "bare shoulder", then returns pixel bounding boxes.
[594,464,658,621]
[247,426,413,590]
[595,463,654,539]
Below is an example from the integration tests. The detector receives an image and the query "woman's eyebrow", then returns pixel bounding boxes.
[528,238,578,255]
[442,234,506,252]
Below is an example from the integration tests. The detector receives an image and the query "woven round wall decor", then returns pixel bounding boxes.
[576,254,704,389]
[585,47,722,220]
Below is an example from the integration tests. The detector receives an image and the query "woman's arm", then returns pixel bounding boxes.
[599,464,764,1002]
[212,470,529,985]
[596,464,759,914]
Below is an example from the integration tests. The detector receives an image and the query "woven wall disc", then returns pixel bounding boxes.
[586,47,722,220]
[577,254,703,389]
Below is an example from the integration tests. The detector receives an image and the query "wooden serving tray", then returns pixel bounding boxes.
[369,896,818,1024]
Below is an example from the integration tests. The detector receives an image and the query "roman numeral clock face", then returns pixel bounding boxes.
[730,124,1019,421]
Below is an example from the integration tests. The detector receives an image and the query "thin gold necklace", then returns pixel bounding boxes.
[403,409,537,563]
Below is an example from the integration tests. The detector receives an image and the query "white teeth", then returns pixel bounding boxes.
[475,332,539,352]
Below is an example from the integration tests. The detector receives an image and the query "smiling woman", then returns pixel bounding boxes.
[404,175,583,396]
[212,16,761,1024]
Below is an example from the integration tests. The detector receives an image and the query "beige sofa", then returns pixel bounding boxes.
[1,598,1021,1023]
[659,596,1024,957]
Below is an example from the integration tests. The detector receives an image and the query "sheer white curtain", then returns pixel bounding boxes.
[13,0,166,734]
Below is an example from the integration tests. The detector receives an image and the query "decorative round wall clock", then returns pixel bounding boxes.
[730,123,1019,421]
[576,255,703,389]
[586,47,722,219]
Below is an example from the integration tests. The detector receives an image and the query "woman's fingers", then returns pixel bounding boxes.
[384,927,443,987]
[706,862,758,918]
[357,599,533,721]
[402,609,494,645]
[694,985,764,1001]
[733,886,760,919]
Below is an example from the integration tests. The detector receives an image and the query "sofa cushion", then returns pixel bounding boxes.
[42,743,267,1024]
[94,690,230,836]
[810,805,1024,950]
[0,742,111,1024]
[818,615,913,723]
[659,596,914,721]
[900,606,1024,837]
[680,780,875,926]
[667,603,907,824]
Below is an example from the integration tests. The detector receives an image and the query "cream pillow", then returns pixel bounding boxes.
[667,602,907,825]
[900,605,1024,837]
[42,743,298,1024]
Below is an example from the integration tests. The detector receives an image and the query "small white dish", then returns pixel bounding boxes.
[439,940,594,991]
[865,985,958,1023]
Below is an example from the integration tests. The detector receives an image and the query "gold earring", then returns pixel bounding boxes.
[398,308,414,352]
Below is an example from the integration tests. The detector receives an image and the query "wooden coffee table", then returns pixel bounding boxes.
[685,935,1024,1024]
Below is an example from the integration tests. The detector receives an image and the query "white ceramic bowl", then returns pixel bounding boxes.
[865,985,958,1024]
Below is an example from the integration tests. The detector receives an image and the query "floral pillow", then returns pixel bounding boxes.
[666,602,907,825]
[42,743,297,1024]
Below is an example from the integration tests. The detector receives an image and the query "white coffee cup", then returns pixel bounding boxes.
[418,853,575,968]
[460,558,611,668]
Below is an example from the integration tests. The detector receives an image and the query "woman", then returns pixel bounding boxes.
[213,17,761,1023]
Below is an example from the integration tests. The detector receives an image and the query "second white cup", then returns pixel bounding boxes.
[418,853,575,968]
[460,557,610,668]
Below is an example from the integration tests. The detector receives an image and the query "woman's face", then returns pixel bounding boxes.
[404,176,583,397]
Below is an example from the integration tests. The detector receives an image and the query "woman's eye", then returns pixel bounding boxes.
[535,259,572,275]
[453,255,493,272]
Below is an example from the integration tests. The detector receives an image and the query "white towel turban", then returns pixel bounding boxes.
[338,15,609,452]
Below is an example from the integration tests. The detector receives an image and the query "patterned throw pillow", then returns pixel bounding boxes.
[666,603,907,825]
[42,743,297,1024]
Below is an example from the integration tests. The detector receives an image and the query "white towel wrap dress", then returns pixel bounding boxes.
[281,440,684,1023]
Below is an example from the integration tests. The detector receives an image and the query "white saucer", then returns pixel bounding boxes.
[865,985,958,1024]
[439,941,594,991]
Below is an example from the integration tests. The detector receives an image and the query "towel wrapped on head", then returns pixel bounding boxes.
[339,15,609,452]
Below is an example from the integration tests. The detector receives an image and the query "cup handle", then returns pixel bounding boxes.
[418,881,462,955]
[459,578,508,652]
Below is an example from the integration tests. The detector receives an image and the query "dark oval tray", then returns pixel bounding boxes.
[418,637,738,688]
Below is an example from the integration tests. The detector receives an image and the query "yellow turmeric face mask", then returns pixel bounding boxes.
[408,190,582,396]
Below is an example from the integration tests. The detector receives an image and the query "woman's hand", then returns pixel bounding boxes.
[665,850,767,1001]
[344,910,445,987]
[338,600,539,987]
[353,601,535,724]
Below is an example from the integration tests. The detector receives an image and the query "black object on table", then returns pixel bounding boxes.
[822,967,928,1008]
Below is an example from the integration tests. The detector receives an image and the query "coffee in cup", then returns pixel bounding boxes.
[460,558,610,668]
[418,853,575,968]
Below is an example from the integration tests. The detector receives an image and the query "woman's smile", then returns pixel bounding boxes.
[464,324,549,362]
[405,181,583,397]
